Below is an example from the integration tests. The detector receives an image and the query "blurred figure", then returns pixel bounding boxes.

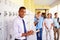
[34,11,40,26]
[37,13,44,40]
[43,13,54,40]
[13,7,34,40]
[35,12,44,40]
[53,12,60,40]
[34,11,41,40]
[41,13,46,19]
[50,13,52,18]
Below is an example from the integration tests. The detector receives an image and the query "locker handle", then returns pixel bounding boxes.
[0,28,2,30]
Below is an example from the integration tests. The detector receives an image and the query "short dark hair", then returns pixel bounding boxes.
[54,12,57,15]
[19,6,26,11]
[47,13,51,15]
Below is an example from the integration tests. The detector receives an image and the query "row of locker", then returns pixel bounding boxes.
[0,1,37,40]
[0,0,20,40]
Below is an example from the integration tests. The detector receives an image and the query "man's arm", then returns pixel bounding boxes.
[14,21,23,37]
[21,30,34,37]
[26,30,34,36]
[44,22,48,29]
[21,33,27,37]
[50,23,54,29]
[34,22,38,26]
[36,29,40,33]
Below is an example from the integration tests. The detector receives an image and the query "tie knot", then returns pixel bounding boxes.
[22,19,24,22]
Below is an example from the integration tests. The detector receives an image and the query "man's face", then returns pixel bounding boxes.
[36,13,41,19]
[19,9,26,18]
[38,13,41,17]
[55,14,58,18]
[48,14,51,18]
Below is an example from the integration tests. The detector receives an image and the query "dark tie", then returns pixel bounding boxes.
[22,19,27,33]
[22,19,27,40]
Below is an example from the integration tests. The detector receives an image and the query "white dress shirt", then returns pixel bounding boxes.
[44,18,53,29]
[53,18,60,28]
[43,18,54,40]
[13,16,27,40]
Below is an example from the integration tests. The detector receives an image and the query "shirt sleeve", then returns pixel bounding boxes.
[34,18,37,22]
[42,20,45,27]
[51,19,53,23]
[13,21,22,38]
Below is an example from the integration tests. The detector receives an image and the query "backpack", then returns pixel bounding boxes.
[57,18,60,25]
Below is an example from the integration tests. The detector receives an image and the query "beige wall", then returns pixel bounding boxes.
[24,0,50,13]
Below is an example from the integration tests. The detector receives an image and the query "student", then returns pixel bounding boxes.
[53,13,60,40]
[34,11,40,26]
[34,11,41,40]
[50,13,52,18]
[37,12,44,40]
[43,13,54,40]
[13,7,34,40]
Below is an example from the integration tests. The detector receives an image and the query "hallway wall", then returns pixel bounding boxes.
[0,0,24,40]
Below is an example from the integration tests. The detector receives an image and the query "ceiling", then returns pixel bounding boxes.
[34,0,58,5]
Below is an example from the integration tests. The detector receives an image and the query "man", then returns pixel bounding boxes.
[34,11,41,40]
[43,13,54,40]
[35,12,44,40]
[34,11,40,26]
[53,13,60,40]
[13,7,34,40]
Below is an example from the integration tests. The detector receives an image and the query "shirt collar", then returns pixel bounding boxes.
[18,16,23,20]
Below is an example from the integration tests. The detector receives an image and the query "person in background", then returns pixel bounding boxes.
[34,11,41,40]
[13,7,34,40]
[36,12,44,40]
[43,13,54,40]
[41,13,46,19]
[53,12,60,40]
[50,13,52,18]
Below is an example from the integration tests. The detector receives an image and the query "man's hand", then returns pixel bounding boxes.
[50,23,53,29]
[26,30,34,36]
[36,29,40,33]
[44,22,48,30]
[21,33,27,37]
[21,30,34,37]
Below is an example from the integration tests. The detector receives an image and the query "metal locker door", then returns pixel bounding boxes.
[0,14,4,40]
